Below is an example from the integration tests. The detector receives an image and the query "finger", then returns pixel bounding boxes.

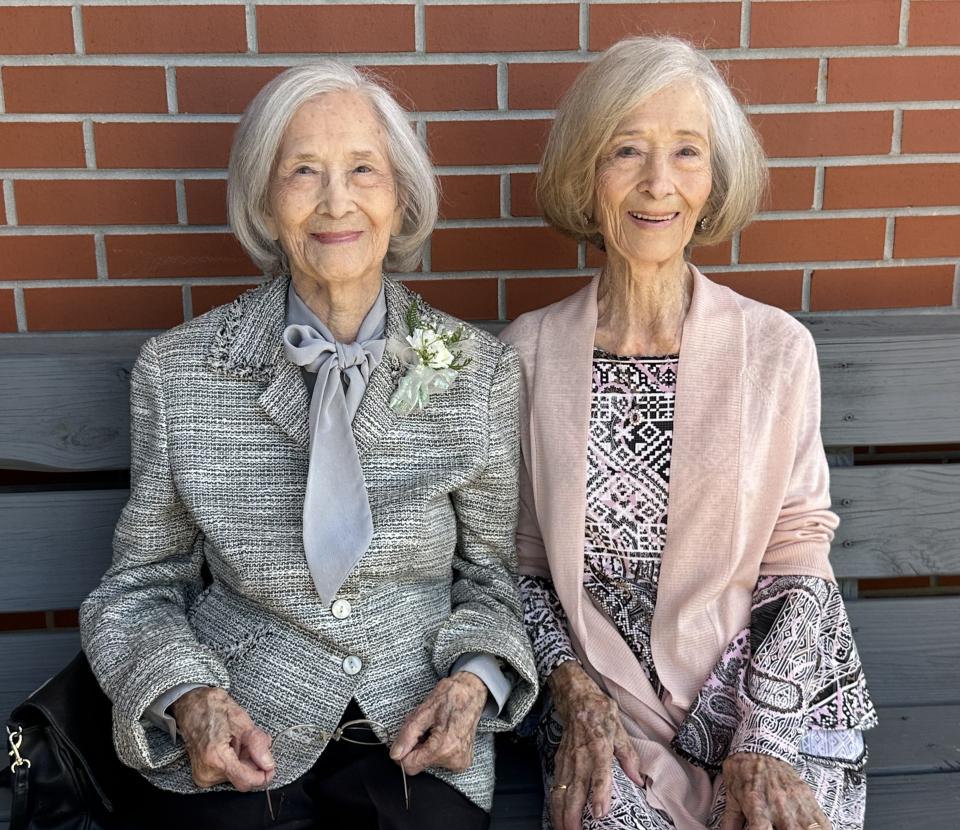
[221,748,272,793]
[398,731,445,776]
[720,789,745,830]
[390,702,437,761]
[240,727,276,773]
[562,779,590,830]
[613,739,645,789]
[589,758,613,819]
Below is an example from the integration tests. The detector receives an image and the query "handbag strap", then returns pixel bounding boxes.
[6,724,31,774]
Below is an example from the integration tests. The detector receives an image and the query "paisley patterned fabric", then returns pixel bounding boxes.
[518,349,877,829]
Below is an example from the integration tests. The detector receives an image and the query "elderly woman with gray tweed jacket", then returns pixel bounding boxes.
[79,62,537,830]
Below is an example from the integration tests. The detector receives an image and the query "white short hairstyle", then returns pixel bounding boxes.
[228,62,438,275]
[538,36,768,250]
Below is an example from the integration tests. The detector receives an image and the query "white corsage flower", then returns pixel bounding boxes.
[389,302,474,415]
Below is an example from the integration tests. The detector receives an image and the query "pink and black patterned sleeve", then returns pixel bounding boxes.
[518,574,580,681]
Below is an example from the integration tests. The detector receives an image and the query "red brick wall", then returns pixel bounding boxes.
[1,0,959,333]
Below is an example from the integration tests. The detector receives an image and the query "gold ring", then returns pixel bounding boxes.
[550,783,569,793]
[807,824,822,830]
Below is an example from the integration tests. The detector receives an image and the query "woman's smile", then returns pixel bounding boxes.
[626,210,681,229]
[310,230,364,244]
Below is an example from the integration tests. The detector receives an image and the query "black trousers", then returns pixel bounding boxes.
[117,700,490,830]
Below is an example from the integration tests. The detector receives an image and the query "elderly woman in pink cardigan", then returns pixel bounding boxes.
[501,37,876,830]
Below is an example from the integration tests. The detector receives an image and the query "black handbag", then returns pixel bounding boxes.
[3,652,149,830]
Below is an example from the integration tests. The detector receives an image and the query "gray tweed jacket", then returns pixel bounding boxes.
[79,275,538,810]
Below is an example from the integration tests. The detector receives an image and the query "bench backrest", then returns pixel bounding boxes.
[2,316,960,718]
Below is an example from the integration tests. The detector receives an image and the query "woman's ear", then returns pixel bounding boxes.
[391,201,404,236]
[263,210,279,241]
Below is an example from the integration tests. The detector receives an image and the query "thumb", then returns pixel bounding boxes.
[243,727,276,772]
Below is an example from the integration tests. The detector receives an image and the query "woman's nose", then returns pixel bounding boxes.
[316,174,353,218]
[638,153,676,200]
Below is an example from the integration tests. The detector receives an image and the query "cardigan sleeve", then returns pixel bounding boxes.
[80,337,231,772]
[430,344,538,732]
[760,330,839,577]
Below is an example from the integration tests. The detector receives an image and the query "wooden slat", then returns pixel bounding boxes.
[0,334,145,471]
[805,317,960,446]
[868,705,960,776]
[0,490,123,613]
[830,465,960,579]
[847,597,960,707]
[865,772,960,829]
[0,631,81,722]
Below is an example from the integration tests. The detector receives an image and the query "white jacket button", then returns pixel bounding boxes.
[342,655,362,675]
[331,599,352,619]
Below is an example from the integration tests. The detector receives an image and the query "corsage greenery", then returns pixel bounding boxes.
[388,301,474,415]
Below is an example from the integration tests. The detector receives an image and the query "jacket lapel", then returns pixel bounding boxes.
[208,275,310,449]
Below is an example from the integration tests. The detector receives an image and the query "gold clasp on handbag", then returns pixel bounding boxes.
[6,725,31,771]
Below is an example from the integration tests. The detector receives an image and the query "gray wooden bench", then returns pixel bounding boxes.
[2,315,960,828]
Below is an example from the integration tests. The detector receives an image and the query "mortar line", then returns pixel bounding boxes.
[740,0,751,49]
[801,269,813,312]
[899,0,911,47]
[72,3,85,55]
[2,180,17,226]
[246,4,259,53]
[82,119,96,169]
[883,216,896,260]
[13,285,27,333]
[175,179,188,224]
[94,233,108,279]
[166,66,178,114]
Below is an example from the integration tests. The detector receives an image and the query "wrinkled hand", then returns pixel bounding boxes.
[548,661,644,830]
[721,752,831,830]
[389,671,487,775]
[172,686,276,792]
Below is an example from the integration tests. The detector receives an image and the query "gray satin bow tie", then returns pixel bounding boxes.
[282,285,387,604]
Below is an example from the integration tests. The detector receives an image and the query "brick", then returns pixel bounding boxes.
[510,173,539,217]
[95,123,235,169]
[192,282,259,316]
[106,233,259,278]
[909,0,960,45]
[185,180,228,225]
[860,576,933,591]
[707,270,803,311]
[438,176,500,220]
[751,0,899,47]
[24,285,183,332]
[690,242,733,267]
[0,612,47,631]
[751,112,892,158]
[739,218,885,263]
[15,181,178,226]
[810,266,955,311]
[766,168,815,212]
[428,120,551,166]
[403,278,499,319]
[902,110,960,154]
[367,65,498,112]
[0,291,17,333]
[0,236,98,280]
[52,610,80,628]
[506,276,591,318]
[590,3,741,50]
[828,57,960,103]
[427,5,578,52]
[893,216,960,259]
[823,165,960,210]
[720,60,819,105]
[84,5,246,54]
[0,7,74,54]
[3,67,167,114]
[939,576,960,587]
[431,228,577,271]
[0,124,86,169]
[258,5,414,53]
[508,63,586,111]
[177,67,282,115]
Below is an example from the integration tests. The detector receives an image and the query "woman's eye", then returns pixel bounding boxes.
[615,146,639,158]
[354,165,372,174]
[294,165,314,175]
[678,146,701,158]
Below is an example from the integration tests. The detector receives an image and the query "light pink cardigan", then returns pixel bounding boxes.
[500,266,838,828]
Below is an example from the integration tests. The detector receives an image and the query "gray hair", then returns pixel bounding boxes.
[228,62,438,275]
[537,36,768,250]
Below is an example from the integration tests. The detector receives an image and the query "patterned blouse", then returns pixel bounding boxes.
[519,348,877,775]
